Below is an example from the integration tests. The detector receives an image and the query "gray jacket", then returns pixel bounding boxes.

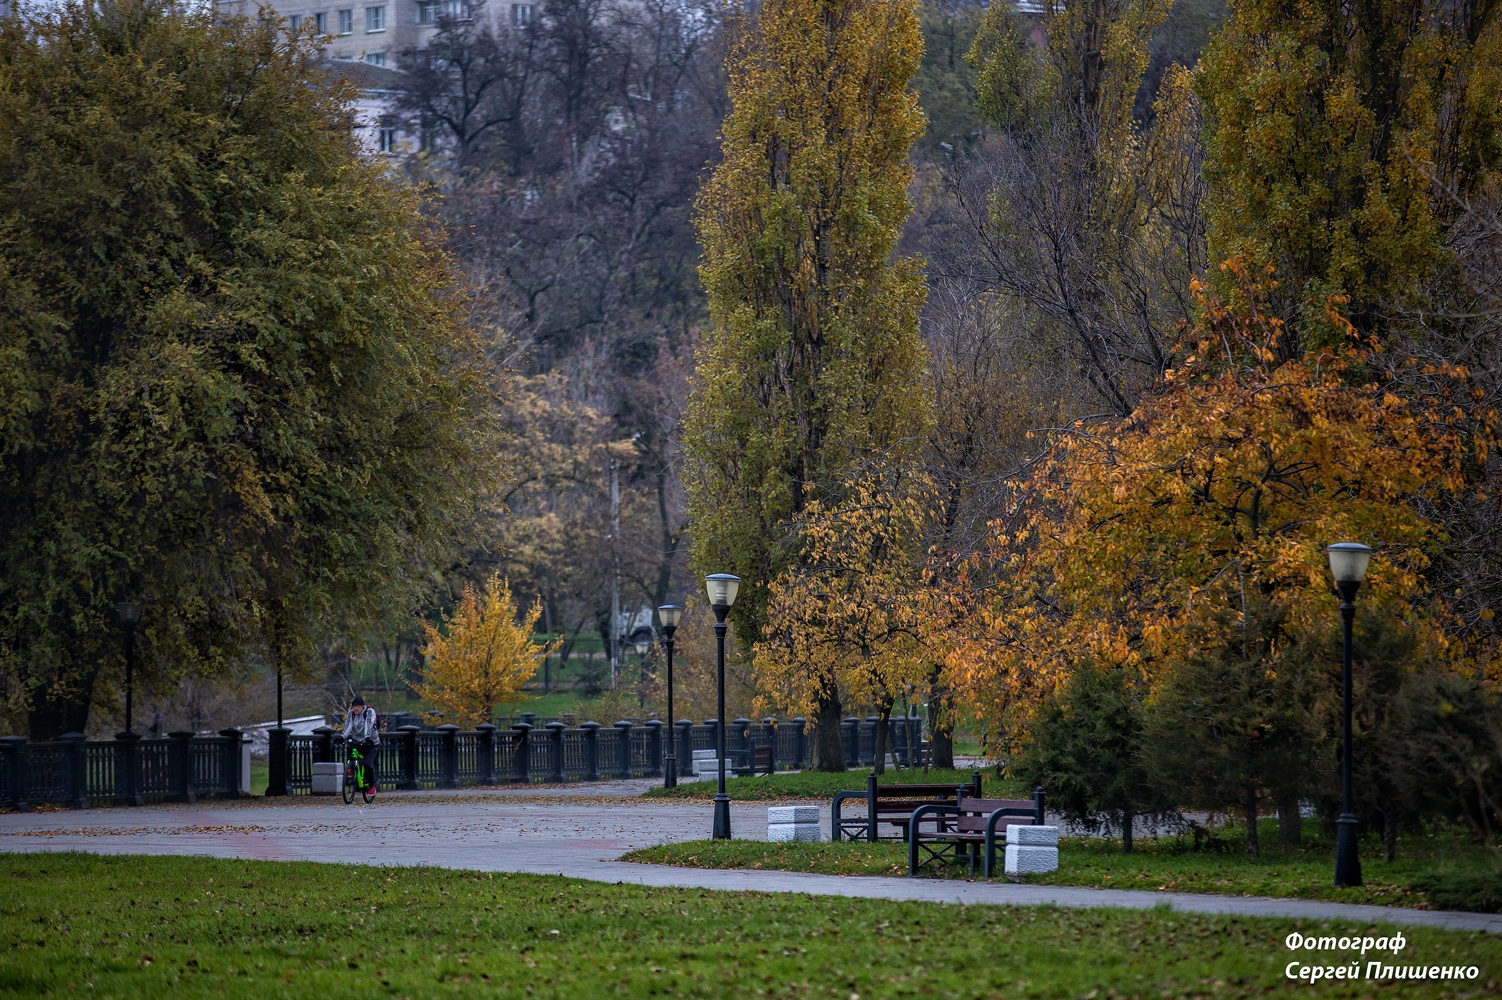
[342,706,380,745]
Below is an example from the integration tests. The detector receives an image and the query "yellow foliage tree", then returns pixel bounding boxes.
[756,470,936,771]
[418,575,555,726]
[940,263,1494,742]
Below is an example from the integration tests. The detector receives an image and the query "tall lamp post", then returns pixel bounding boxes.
[1326,541,1372,888]
[116,600,142,734]
[657,605,682,788]
[705,573,740,839]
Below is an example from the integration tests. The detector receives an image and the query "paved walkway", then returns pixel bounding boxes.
[2,792,1498,935]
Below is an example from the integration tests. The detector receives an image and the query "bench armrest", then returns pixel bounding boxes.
[905,803,960,842]
[830,790,866,842]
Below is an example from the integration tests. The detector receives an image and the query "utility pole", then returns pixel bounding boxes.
[610,456,621,688]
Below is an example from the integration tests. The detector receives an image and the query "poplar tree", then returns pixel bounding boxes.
[1197,0,1502,350]
[683,0,931,768]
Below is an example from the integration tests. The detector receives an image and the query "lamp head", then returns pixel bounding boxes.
[117,600,142,625]
[656,604,682,633]
[1326,543,1373,585]
[704,574,740,610]
[635,639,650,656]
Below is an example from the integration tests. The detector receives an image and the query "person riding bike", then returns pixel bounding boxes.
[341,696,380,797]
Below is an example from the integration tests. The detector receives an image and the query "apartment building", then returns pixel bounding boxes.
[216,0,537,67]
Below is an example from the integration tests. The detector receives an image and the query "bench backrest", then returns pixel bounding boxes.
[867,773,982,815]
[953,796,1042,835]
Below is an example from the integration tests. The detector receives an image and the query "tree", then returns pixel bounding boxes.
[683,0,932,767]
[756,471,934,773]
[418,575,554,726]
[941,270,1488,829]
[1196,0,1502,350]
[0,0,495,738]
[1013,658,1166,851]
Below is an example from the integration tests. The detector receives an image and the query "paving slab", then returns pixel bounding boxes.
[2,794,1498,935]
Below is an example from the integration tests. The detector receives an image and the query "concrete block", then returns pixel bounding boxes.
[310,760,343,796]
[768,822,820,843]
[1010,824,1058,847]
[1004,844,1058,875]
[767,805,819,825]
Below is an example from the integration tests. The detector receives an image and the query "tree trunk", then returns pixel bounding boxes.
[1382,809,1398,862]
[872,702,893,776]
[28,679,95,741]
[1277,792,1303,845]
[1244,787,1261,859]
[811,682,846,772]
[1122,807,1135,853]
[926,676,953,769]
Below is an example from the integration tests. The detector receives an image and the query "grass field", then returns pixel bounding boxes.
[2,853,1498,998]
[643,768,1022,802]
[622,820,1502,912]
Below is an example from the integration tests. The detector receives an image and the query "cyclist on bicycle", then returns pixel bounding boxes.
[341,696,380,797]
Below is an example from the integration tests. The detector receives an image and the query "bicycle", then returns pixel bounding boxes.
[343,744,376,804]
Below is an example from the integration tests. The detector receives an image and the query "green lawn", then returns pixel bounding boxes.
[623,821,1502,912]
[2,853,1498,998]
[643,767,1022,802]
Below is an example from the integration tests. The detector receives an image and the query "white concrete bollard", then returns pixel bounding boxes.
[310,761,343,796]
[767,805,820,842]
[1004,824,1059,875]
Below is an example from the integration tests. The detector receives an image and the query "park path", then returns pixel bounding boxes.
[1,786,1498,935]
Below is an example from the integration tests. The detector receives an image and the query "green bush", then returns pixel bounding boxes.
[1410,871,1502,913]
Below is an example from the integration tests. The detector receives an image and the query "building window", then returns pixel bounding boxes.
[418,2,435,23]
[365,5,385,30]
[337,8,352,33]
[365,50,387,66]
[511,3,533,25]
[288,12,302,29]
[378,128,399,153]
[443,0,467,16]
[313,11,327,32]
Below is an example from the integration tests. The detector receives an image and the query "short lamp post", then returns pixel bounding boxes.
[1327,541,1372,888]
[705,573,740,839]
[116,600,142,735]
[657,605,682,788]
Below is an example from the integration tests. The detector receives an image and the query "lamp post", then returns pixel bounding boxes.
[705,573,740,839]
[116,600,142,735]
[1326,541,1372,888]
[657,605,682,788]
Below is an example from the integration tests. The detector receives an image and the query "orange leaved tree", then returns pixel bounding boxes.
[418,575,556,727]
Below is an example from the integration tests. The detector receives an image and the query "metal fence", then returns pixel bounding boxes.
[0,713,923,808]
[0,730,247,810]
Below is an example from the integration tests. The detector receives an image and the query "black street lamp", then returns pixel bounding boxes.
[657,605,682,788]
[1326,541,1372,888]
[116,600,142,735]
[705,573,740,839]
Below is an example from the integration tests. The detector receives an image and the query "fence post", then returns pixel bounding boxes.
[732,718,751,774]
[705,718,720,768]
[168,731,197,803]
[220,729,245,798]
[545,722,566,782]
[113,731,142,807]
[266,727,290,796]
[59,733,87,809]
[397,725,421,789]
[675,719,694,760]
[0,736,28,811]
[476,723,496,785]
[437,724,459,789]
[581,721,600,781]
[644,719,663,778]
[511,722,531,782]
[312,726,335,764]
[613,721,633,779]
[792,717,807,770]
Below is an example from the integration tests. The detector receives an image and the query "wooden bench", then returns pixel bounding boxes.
[906,788,1047,878]
[831,772,983,843]
[729,744,775,777]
